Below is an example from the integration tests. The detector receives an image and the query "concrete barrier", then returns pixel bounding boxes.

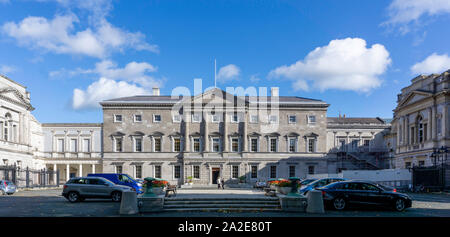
[119,191,138,215]
[306,190,324,214]
[279,195,307,212]
[137,195,165,213]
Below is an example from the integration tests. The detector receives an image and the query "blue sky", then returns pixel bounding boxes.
[1,0,450,123]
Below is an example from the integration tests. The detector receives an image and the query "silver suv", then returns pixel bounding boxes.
[0,180,16,195]
[62,177,132,203]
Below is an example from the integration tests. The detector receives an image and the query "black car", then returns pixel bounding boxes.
[317,180,412,211]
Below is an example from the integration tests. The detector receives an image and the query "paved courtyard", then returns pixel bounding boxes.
[0,188,449,217]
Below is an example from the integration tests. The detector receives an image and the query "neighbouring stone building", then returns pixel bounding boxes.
[0,75,44,170]
[391,70,450,168]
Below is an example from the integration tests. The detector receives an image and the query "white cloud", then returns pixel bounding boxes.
[269,38,391,93]
[217,64,240,83]
[411,53,450,75]
[72,77,150,110]
[0,65,16,74]
[383,0,450,33]
[52,60,161,88]
[249,74,261,83]
[2,14,158,58]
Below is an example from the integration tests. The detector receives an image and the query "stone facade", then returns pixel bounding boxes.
[392,70,450,168]
[100,88,331,185]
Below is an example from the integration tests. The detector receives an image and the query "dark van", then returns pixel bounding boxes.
[87,173,143,194]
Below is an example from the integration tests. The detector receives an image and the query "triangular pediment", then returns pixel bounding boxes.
[178,88,247,108]
[0,87,34,111]
[397,90,432,109]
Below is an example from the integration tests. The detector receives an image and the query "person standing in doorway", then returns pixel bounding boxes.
[221,178,225,189]
[217,177,221,189]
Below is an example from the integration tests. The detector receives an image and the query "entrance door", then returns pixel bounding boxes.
[212,168,220,184]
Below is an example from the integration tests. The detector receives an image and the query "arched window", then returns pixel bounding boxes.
[417,116,424,143]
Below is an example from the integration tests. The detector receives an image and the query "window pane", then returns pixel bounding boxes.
[174,166,181,179]
[155,166,161,178]
[251,138,258,152]
[232,166,239,178]
[251,166,257,179]
[116,138,122,152]
[135,166,142,179]
[174,138,181,152]
[194,166,200,179]
[135,138,142,152]
[154,138,161,152]
[116,165,123,174]
[270,138,277,152]
[193,138,200,152]
[270,166,277,178]
[289,166,296,177]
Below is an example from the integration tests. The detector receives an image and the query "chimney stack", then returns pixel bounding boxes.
[152,87,160,96]
[271,87,279,97]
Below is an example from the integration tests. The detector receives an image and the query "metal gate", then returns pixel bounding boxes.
[412,164,449,191]
[0,165,59,189]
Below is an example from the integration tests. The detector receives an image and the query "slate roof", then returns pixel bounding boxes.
[327,117,386,125]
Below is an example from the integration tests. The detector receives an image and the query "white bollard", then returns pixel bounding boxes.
[306,190,325,214]
[120,191,138,215]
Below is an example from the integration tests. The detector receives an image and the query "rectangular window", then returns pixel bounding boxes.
[251,166,258,179]
[231,113,239,123]
[308,139,316,153]
[153,114,161,123]
[174,165,181,179]
[340,139,346,151]
[232,165,239,179]
[116,165,123,174]
[135,165,142,179]
[308,115,316,124]
[270,138,277,152]
[289,138,296,152]
[289,115,296,123]
[424,124,428,141]
[308,166,315,175]
[212,138,220,152]
[114,114,122,122]
[192,114,201,123]
[289,166,296,177]
[82,139,90,152]
[270,166,277,179]
[411,127,415,143]
[364,140,370,147]
[250,115,258,123]
[70,139,77,152]
[193,138,201,152]
[154,138,161,152]
[174,138,181,152]
[211,114,220,123]
[57,138,65,152]
[115,137,123,152]
[135,138,142,152]
[250,138,258,152]
[134,114,142,122]
[418,161,425,167]
[269,115,278,124]
[173,114,182,123]
[193,166,200,179]
[437,118,442,136]
[154,165,162,178]
[405,162,412,169]
[231,138,239,152]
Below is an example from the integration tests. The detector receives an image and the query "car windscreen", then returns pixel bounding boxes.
[300,179,316,185]
[118,174,136,183]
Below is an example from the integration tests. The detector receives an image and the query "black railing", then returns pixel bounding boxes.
[0,165,59,189]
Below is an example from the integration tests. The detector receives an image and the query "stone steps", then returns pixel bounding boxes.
[163,208,283,212]
[163,197,281,212]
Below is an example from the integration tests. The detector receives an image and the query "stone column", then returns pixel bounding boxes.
[79,164,83,177]
[243,111,248,152]
[66,164,70,181]
[405,116,409,146]
[204,112,209,152]
[53,164,57,184]
[184,112,190,152]
[443,104,448,138]
[396,119,400,147]
[92,164,96,174]
[428,108,432,141]
[432,106,437,140]
[223,112,228,152]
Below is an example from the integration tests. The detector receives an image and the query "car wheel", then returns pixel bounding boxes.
[394,199,405,212]
[333,198,346,210]
[67,192,80,203]
[111,191,122,202]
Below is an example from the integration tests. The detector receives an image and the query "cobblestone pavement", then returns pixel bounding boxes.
[0,188,449,217]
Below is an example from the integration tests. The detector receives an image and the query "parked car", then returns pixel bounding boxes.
[87,173,143,194]
[299,178,317,187]
[298,178,346,195]
[318,180,412,212]
[62,176,133,203]
[0,180,16,195]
